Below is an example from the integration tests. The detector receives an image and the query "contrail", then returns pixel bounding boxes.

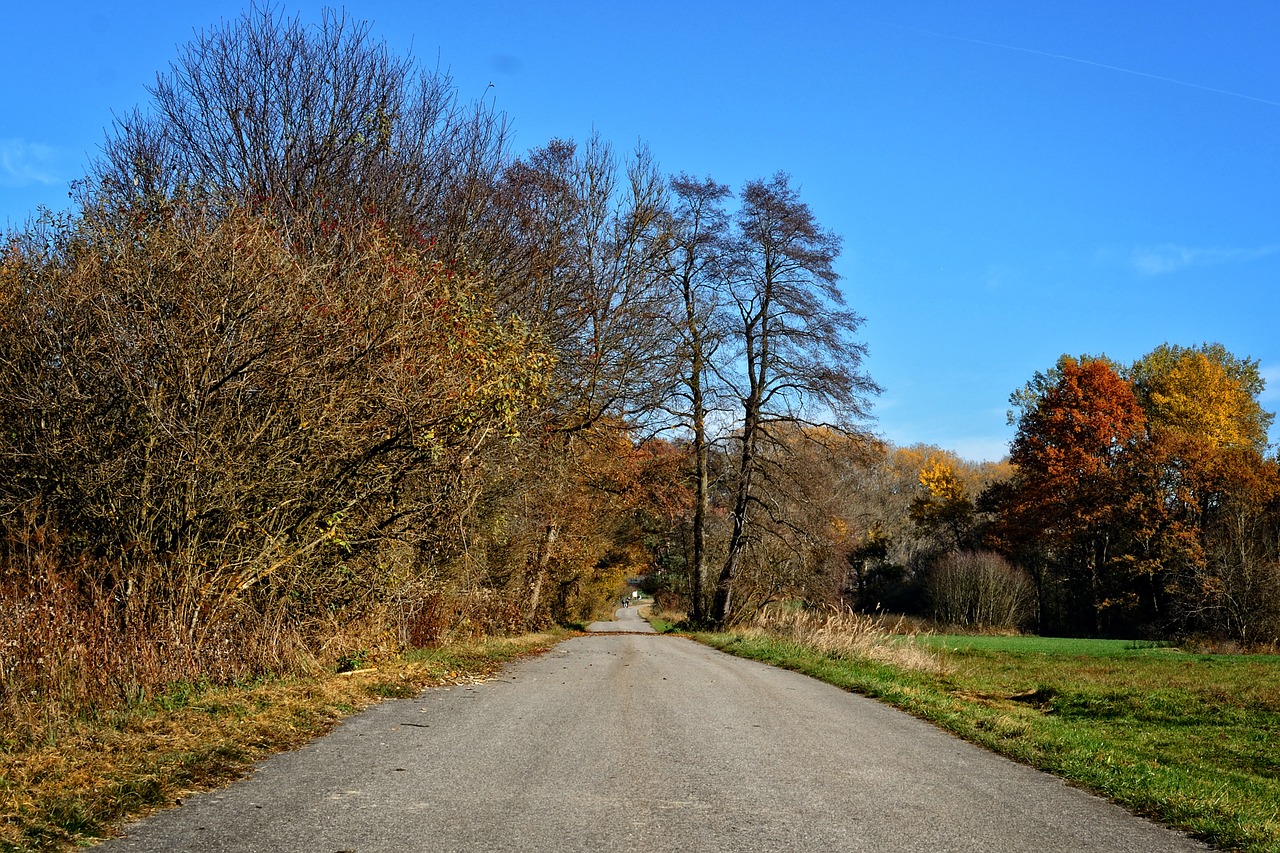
[911,26,1280,109]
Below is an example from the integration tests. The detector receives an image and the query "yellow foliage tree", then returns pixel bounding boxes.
[918,459,967,504]
[1131,343,1273,451]
[910,458,977,550]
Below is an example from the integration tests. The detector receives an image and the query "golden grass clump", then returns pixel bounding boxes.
[745,606,945,673]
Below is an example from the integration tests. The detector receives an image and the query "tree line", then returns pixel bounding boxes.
[0,5,881,717]
[992,347,1279,642]
[643,339,1280,647]
[2,7,1275,728]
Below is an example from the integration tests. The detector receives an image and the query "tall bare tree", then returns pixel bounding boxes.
[653,174,731,624]
[710,173,879,626]
[465,136,674,620]
[484,136,671,432]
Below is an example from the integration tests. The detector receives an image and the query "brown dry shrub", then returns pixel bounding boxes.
[399,588,525,648]
[926,550,1036,631]
[0,197,552,751]
[0,514,314,751]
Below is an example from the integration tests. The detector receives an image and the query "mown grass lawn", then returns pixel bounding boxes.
[696,630,1280,853]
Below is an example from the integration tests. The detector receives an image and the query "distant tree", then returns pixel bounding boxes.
[850,445,984,584]
[910,458,981,551]
[1118,343,1278,638]
[1194,448,1280,645]
[481,421,690,626]
[1122,418,1280,643]
[488,136,670,433]
[710,173,879,627]
[845,525,901,611]
[466,138,675,623]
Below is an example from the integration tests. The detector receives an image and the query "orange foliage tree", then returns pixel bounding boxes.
[996,345,1280,641]
[1001,357,1148,633]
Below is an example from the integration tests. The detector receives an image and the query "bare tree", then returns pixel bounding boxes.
[710,173,879,627]
[460,136,675,621]
[485,136,671,432]
[90,3,507,252]
[653,174,732,624]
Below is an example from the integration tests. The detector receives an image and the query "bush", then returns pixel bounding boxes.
[927,551,1035,631]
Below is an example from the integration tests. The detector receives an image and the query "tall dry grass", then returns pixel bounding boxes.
[0,522,313,751]
[0,513,538,753]
[398,587,525,648]
[743,606,945,673]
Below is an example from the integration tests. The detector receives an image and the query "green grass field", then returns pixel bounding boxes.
[921,632,1280,659]
[698,630,1280,852]
[922,634,1171,656]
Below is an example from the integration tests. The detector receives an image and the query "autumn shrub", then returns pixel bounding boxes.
[0,509,313,750]
[399,587,526,647]
[0,197,551,742]
[1196,555,1280,648]
[926,550,1036,631]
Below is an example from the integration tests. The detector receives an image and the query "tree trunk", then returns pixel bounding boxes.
[690,432,708,625]
[688,344,709,626]
[526,522,559,625]
[711,408,758,628]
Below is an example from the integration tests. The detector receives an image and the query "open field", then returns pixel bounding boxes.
[0,633,566,853]
[696,629,1280,853]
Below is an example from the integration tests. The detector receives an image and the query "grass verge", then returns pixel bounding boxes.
[0,631,566,852]
[694,629,1280,853]
[644,614,680,634]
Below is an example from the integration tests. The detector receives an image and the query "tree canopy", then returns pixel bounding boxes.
[993,345,1280,641]
[1130,342,1273,451]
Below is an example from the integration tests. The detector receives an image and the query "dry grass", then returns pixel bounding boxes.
[0,506,569,851]
[0,527,539,756]
[742,606,945,673]
[0,632,563,853]
[0,518,328,756]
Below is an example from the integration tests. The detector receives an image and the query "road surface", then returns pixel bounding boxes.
[99,618,1208,852]
[584,601,655,633]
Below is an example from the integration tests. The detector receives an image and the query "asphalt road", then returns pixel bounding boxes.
[99,614,1209,852]
[584,601,655,633]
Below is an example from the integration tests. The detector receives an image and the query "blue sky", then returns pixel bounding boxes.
[4,1,1278,460]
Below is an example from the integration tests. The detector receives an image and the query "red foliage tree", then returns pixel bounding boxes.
[1004,357,1148,633]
